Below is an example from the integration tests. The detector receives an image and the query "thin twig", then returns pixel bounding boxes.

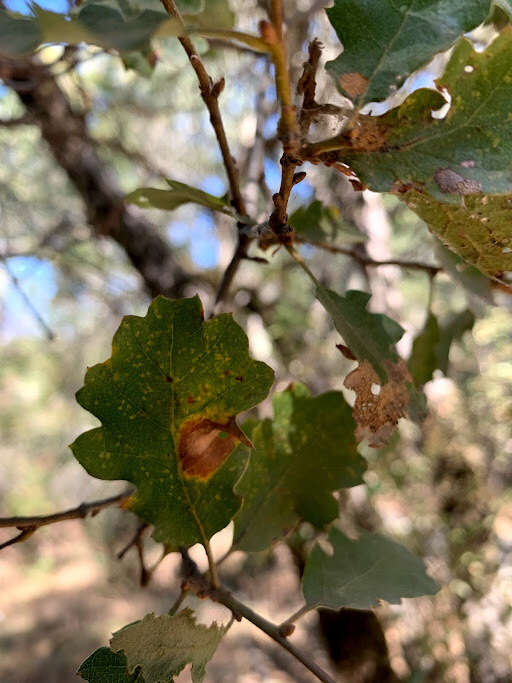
[185,577,336,683]
[295,236,441,275]
[160,0,246,217]
[1,259,56,340]
[0,489,134,531]
[265,21,315,239]
[278,604,312,632]
[117,522,150,559]
[160,0,252,306]
[0,527,36,551]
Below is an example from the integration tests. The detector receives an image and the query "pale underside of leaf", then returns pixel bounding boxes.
[110,609,227,683]
[302,527,440,611]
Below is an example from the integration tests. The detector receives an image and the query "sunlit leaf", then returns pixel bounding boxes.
[126,179,236,216]
[402,190,512,276]
[110,609,227,683]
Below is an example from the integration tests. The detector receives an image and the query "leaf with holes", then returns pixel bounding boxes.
[78,647,143,683]
[325,0,491,106]
[302,527,440,611]
[126,179,236,216]
[109,609,227,683]
[70,296,274,549]
[233,384,365,552]
[402,190,512,276]
[333,30,512,200]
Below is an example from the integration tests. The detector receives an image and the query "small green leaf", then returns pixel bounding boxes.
[78,647,143,683]
[408,310,476,386]
[315,288,404,383]
[110,609,227,683]
[436,309,476,375]
[70,296,274,549]
[337,30,512,198]
[326,0,491,105]
[233,384,366,552]
[126,179,235,216]
[289,200,365,244]
[402,190,512,277]
[302,527,440,611]
[408,314,441,387]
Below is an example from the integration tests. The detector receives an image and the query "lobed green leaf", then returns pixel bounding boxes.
[70,296,274,549]
[233,383,366,552]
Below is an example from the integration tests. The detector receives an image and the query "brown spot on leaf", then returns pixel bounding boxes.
[344,359,411,448]
[434,168,482,195]
[336,344,356,360]
[187,396,196,404]
[179,416,252,479]
[348,117,388,152]
[340,72,369,98]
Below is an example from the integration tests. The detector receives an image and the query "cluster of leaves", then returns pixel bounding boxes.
[2,0,510,680]
[73,296,438,682]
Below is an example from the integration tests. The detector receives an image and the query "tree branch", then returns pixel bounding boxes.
[295,236,441,275]
[160,0,253,306]
[185,576,336,683]
[0,489,134,550]
[0,54,191,299]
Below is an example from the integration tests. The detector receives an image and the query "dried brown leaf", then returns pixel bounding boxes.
[344,359,411,447]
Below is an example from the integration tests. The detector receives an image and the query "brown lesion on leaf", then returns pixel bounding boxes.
[340,72,369,98]
[434,168,482,195]
[344,359,412,448]
[347,117,388,152]
[179,416,252,480]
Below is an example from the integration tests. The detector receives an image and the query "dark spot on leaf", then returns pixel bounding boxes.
[336,344,357,360]
[165,375,173,383]
[235,375,243,382]
[434,168,482,195]
[179,416,252,479]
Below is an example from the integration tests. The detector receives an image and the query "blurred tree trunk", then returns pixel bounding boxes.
[0,55,191,298]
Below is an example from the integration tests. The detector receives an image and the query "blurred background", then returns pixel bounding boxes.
[0,1,511,681]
